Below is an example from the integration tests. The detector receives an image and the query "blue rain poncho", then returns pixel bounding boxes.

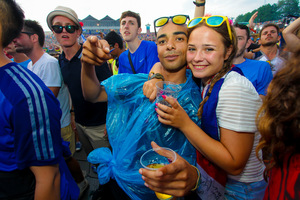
[88,70,201,200]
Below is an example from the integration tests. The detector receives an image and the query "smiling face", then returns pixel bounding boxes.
[51,15,81,48]
[156,21,188,73]
[120,16,141,43]
[187,25,231,84]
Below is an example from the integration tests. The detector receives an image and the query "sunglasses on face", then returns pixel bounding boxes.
[187,15,233,41]
[51,25,79,34]
[154,15,190,36]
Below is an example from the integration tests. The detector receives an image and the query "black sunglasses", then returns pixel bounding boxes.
[21,31,34,36]
[51,25,79,34]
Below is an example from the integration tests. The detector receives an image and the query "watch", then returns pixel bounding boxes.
[193,1,206,7]
[148,72,165,81]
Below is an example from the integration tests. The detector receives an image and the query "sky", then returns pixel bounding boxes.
[15,0,279,33]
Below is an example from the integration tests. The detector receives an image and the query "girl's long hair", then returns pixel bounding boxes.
[256,51,300,180]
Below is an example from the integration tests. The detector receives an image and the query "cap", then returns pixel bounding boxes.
[47,6,82,32]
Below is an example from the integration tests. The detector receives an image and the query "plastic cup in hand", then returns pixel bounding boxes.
[140,147,177,200]
[156,81,181,107]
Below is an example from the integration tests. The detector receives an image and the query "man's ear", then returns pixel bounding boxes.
[246,38,252,49]
[138,27,142,34]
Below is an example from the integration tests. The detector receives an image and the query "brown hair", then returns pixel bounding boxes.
[120,10,141,28]
[188,20,237,119]
[256,51,300,180]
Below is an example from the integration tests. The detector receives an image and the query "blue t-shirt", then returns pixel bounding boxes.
[118,40,159,74]
[12,58,31,68]
[235,59,273,96]
[0,62,79,200]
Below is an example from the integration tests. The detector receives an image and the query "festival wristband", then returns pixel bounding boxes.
[193,1,206,7]
[191,165,201,191]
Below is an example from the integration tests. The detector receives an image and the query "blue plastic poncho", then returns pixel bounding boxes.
[88,70,201,200]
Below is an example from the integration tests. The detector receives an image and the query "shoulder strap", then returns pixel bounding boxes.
[128,51,137,74]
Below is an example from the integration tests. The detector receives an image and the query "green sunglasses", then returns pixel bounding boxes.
[187,15,233,41]
[154,15,190,36]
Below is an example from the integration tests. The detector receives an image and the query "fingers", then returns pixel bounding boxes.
[81,36,112,66]
[143,80,159,102]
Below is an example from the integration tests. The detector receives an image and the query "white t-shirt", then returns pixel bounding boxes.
[216,71,265,183]
[28,53,71,128]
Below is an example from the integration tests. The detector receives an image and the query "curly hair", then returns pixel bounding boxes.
[256,51,300,180]
[188,19,237,119]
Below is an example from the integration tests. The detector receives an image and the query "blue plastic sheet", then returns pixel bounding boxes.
[88,70,201,200]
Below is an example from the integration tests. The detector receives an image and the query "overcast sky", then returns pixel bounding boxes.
[16,0,279,33]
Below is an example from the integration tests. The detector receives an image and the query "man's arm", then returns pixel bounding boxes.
[81,36,112,103]
[194,0,205,18]
[30,165,60,200]
[282,17,300,53]
[48,87,60,97]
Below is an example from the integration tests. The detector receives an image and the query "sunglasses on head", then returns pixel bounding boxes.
[154,15,190,36]
[51,25,79,34]
[187,15,232,41]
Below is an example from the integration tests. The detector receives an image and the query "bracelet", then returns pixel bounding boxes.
[191,165,201,191]
[70,109,74,113]
[148,71,165,81]
[193,1,205,7]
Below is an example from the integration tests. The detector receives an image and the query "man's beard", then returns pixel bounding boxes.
[163,63,186,73]
[261,41,278,47]
[235,46,246,58]
[15,46,31,54]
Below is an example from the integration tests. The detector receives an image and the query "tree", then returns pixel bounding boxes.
[278,0,300,17]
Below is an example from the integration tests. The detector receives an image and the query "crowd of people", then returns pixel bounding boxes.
[0,0,299,200]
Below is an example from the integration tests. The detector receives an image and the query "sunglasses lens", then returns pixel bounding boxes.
[66,25,76,33]
[173,15,187,24]
[206,16,224,26]
[187,18,203,28]
[52,25,63,33]
[155,18,169,27]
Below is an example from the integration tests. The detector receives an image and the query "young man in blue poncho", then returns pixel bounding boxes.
[81,17,201,200]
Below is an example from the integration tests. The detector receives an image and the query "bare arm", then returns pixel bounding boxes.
[156,97,254,175]
[81,36,112,103]
[282,17,300,53]
[194,0,205,18]
[143,62,164,101]
[248,11,258,30]
[48,87,60,97]
[30,164,60,200]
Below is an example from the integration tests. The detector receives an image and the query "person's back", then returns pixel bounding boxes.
[0,1,78,199]
[118,11,159,74]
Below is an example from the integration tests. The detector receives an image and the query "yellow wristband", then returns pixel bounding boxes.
[191,165,201,191]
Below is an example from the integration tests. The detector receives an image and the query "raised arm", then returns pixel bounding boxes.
[81,36,111,102]
[282,17,300,53]
[248,11,258,30]
[194,0,205,18]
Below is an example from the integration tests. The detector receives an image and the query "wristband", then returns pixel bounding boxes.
[70,109,74,113]
[191,165,201,191]
[193,1,205,7]
[148,72,165,81]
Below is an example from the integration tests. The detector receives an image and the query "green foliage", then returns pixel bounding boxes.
[235,0,299,23]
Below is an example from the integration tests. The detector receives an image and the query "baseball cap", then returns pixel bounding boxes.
[47,6,82,32]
